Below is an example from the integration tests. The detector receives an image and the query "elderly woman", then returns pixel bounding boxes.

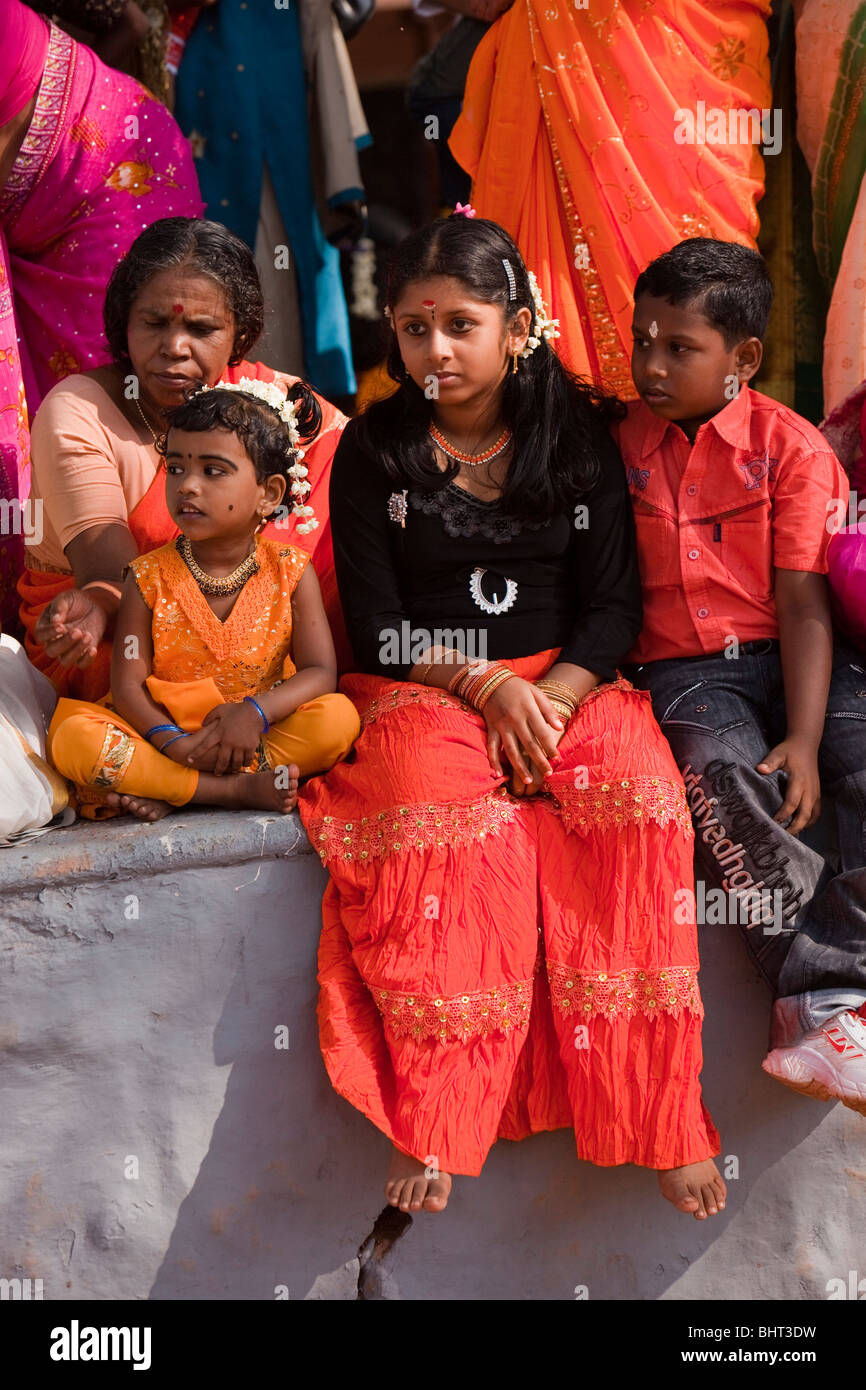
[19,217,348,699]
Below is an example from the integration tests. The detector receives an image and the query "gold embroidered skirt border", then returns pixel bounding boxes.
[308,786,521,865]
[547,961,704,1021]
[552,775,693,837]
[371,976,534,1043]
[359,684,470,730]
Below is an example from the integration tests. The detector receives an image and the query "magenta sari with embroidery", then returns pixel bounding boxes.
[0,3,202,630]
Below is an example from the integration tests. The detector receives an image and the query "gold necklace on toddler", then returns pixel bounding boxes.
[177,536,259,596]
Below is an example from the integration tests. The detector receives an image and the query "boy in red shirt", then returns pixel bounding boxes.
[619,237,866,1114]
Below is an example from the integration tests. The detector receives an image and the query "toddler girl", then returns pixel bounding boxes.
[49,381,359,821]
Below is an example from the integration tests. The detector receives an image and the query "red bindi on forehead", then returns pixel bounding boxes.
[172,304,184,315]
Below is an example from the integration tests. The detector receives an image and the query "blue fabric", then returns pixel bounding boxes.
[175,1,356,397]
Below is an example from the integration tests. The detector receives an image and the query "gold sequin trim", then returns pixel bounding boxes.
[309,786,521,865]
[547,961,703,1021]
[371,976,533,1042]
[552,776,693,837]
[360,684,469,729]
[92,724,135,788]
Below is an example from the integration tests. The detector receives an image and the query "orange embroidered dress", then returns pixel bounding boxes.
[48,537,360,807]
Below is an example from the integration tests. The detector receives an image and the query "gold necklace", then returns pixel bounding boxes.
[134,395,162,445]
[178,536,259,596]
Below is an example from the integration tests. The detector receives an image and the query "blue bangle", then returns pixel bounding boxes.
[244,695,270,734]
[159,732,192,753]
[145,723,183,743]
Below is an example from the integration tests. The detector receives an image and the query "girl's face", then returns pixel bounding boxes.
[126,265,238,414]
[392,275,530,405]
[164,427,286,543]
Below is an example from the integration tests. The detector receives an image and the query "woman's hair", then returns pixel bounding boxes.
[355,215,624,519]
[634,237,774,346]
[157,383,321,520]
[104,218,264,369]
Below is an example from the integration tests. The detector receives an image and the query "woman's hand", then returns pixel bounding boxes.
[35,589,108,668]
[483,677,564,795]
[175,702,263,775]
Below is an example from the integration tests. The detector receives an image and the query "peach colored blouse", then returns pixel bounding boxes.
[28,375,159,572]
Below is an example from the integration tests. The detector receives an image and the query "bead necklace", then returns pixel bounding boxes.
[177,536,259,596]
[429,422,512,468]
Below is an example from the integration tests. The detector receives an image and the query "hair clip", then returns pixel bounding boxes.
[454,202,477,218]
[501,258,517,301]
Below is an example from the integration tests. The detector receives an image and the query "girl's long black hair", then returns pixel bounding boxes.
[355,215,624,522]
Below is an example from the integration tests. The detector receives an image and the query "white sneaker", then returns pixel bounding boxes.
[762,1009,866,1116]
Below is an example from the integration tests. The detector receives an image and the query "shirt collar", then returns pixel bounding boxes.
[636,381,753,459]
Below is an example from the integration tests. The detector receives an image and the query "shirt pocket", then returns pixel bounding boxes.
[718,511,773,601]
[634,511,681,589]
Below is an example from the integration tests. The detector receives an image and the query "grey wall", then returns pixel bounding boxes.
[1,808,863,1301]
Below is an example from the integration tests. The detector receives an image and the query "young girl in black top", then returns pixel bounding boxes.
[298,211,725,1223]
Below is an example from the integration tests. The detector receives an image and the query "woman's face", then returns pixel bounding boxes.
[125,265,238,414]
[392,275,529,406]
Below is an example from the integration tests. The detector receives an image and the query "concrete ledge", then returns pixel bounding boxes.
[1,810,864,1301]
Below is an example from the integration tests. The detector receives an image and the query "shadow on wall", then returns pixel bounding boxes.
[149,872,854,1302]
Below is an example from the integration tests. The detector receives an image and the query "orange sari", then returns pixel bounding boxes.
[18,359,349,698]
[449,0,772,397]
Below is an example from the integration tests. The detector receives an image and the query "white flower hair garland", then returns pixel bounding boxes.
[520,270,560,359]
[198,377,318,535]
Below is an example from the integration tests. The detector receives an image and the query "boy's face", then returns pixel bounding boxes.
[630,293,761,440]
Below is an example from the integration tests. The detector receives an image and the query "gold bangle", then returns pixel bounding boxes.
[472,669,515,711]
[547,698,573,724]
[536,678,580,711]
[449,658,493,696]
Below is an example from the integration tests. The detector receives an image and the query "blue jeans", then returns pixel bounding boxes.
[631,638,866,1047]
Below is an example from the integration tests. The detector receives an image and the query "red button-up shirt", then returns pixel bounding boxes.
[614,385,848,664]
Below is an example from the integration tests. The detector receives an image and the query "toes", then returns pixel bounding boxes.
[690,1187,709,1220]
[712,1176,727,1209]
[700,1183,718,1216]
[385,1179,404,1208]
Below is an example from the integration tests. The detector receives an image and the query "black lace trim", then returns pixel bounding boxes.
[409,482,545,544]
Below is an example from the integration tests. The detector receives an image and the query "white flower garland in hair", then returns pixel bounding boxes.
[520,270,561,359]
[198,377,318,535]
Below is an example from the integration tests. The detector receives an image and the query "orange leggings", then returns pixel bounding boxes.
[49,693,360,809]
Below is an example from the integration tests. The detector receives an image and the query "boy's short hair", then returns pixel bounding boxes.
[634,238,773,346]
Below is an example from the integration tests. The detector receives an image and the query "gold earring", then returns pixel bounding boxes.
[511,350,519,375]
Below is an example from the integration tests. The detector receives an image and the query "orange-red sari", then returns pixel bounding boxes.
[449,0,772,398]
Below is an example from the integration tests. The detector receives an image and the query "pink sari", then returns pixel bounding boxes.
[0,14,202,630]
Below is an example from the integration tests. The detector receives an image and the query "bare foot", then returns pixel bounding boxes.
[106,792,173,822]
[385,1145,452,1214]
[658,1159,726,1220]
[193,765,299,814]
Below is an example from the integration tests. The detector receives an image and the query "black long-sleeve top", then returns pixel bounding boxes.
[329,418,643,681]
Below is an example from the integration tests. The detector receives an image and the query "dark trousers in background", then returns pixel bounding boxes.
[633,639,866,1048]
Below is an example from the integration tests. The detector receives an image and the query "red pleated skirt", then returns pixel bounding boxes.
[298,652,719,1176]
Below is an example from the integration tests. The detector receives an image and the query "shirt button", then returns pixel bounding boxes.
[688,548,699,559]
[687,485,697,495]
[697,607,709,619]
